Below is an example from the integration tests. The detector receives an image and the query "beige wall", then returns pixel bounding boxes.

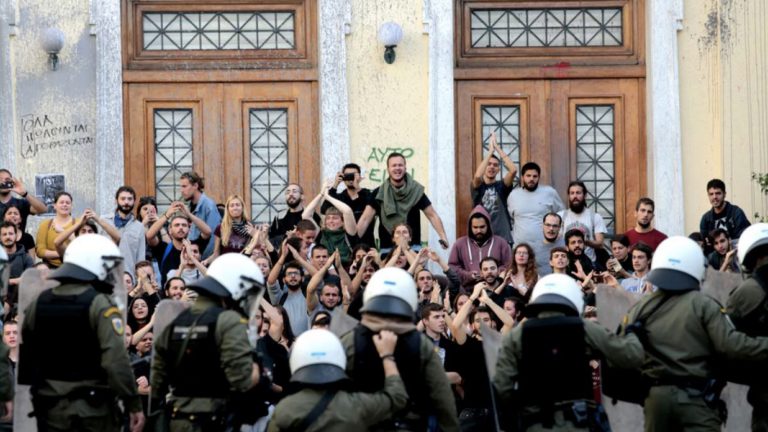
[346,0,430,192]
[679,0,768,233]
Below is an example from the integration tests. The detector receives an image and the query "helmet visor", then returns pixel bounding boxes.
[646,268,699,291]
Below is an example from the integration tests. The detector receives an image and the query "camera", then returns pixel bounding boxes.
[342,173,356,181]
[0,180,13,190]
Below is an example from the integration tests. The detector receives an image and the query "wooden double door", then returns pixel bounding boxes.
[456,78,646,236]
[124,82,318,223]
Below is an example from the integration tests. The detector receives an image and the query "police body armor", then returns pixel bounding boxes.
[167,307,230,398]
[517,316,600,430]
[727,267,768,385]
[352,326,428,429]
[18,287,105,386]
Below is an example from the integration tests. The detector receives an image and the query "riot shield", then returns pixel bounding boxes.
[15,268,59,432]
[329,311,359,338]
[108,258,128,324]
[148,299,190,419]
[480,323,502,432]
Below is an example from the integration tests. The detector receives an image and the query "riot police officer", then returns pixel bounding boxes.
[494,273,644,431]
[151,253,264,431]
[269,328,408,431]
[340,267,459,431]
[19,234,145,432]
[727,223,768,431]
[621,236,768,431]
[0,248,13,422]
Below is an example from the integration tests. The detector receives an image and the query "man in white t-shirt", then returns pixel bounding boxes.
[558,181,607,265]
[506,162,564,248]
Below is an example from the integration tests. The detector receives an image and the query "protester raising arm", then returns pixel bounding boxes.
[478,289,515,334]
[306,250,338,313]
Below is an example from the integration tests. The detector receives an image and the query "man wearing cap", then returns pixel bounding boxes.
[494,274,644,431]
[340,267,459,432]
[269,329,407,431]
[151,253,264,431]
[19,235,144,432]
[619,236,768,431]
[726,223,768,431]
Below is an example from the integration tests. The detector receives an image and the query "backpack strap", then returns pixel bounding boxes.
[292,390,337,431]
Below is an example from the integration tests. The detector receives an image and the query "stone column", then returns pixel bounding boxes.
[425,0,455,257]
[647,0,685,235]
[319,0,352,181]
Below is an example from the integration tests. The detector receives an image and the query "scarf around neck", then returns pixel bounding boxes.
[375,173,425,234]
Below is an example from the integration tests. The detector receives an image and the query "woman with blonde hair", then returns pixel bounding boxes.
[209,194,253,261]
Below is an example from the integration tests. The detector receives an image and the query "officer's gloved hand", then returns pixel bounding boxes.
[623,321,645,337]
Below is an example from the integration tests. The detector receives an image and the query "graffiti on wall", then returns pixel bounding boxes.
[363,146,416,184]
[20,114,93,159]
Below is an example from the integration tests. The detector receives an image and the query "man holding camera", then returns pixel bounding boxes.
[326,163,376,247]
[0,169,47,232]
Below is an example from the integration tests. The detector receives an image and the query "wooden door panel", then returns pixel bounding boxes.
[456,80,547,231]
[125,82,318,221]
[455,78,644,238]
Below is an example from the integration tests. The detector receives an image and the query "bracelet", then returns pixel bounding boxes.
[380,354,396,362]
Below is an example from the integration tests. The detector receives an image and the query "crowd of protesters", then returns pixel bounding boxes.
[0,136,756,430]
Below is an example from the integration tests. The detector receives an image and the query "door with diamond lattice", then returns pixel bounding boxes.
[455,78,645,237]
[124,82,319,223]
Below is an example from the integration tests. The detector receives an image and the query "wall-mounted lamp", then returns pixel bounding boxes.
[378,22,403,64]
[42,28,65,71]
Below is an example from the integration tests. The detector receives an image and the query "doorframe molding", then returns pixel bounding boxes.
[646,0,684,235]
[93,0,125,214]
[425,0,457,252]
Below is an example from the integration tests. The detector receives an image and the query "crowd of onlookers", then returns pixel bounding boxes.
[0,144,755,427]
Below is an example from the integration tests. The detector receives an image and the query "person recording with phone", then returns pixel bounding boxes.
[326,163,376,247]
[0,169,47,233]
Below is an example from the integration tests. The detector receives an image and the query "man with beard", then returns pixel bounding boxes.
[533,212,565,276]
[357,153,450,250]
[451,285,514,431]
[267,251,309,335]
[449,205,512,285]
[145,201,212,286]
[471,132,517,245]
[180,172,221,259]
[506,162,564,248]
[699,179,750,252]
[306,250,343,317]
[102,186,146,279]
[269,183,314,245]
[0,169,47,231]
[1,221,33,303]
[624,197,667,251]
[558,181,607,266]
[565,229,594,280]
[475,256,517,306]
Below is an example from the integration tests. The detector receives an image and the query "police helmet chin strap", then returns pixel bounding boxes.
[96,255,124,293]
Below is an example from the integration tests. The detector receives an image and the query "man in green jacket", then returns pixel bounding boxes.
[494,273,644,431]
[621,236,768,431]
[269,328,407,431]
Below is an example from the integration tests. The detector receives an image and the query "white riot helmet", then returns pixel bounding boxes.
[646,236,706,292]
[737,223,768,273]
[289,329,348,385]
[49,234,123,283]
[188,253,264,302]
[361,267,418,319]
[527,274,584,317]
